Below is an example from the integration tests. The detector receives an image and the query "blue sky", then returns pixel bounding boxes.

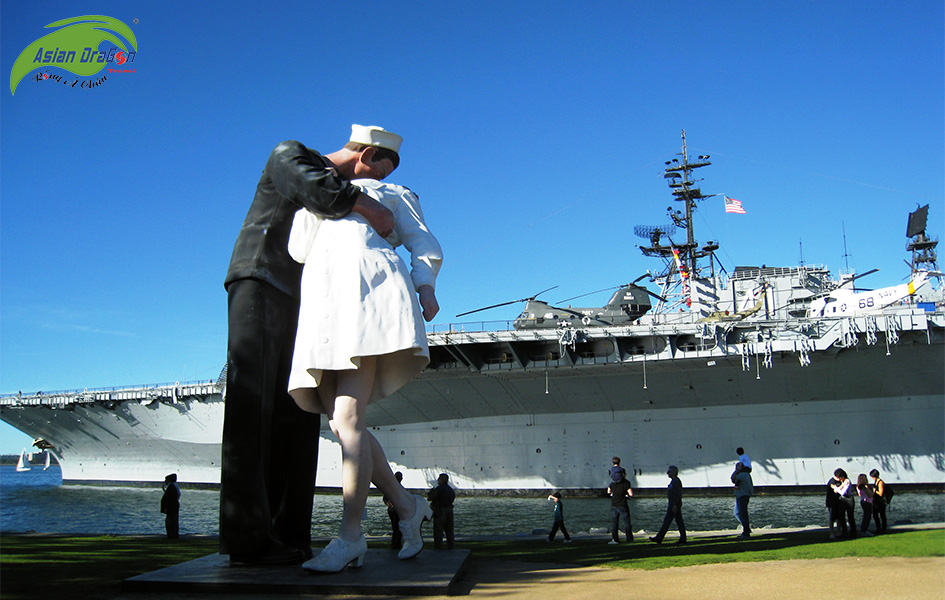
[1,1,942,453]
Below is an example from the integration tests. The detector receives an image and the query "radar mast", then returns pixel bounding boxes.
[907,205,939,274]
[635,130,719,314]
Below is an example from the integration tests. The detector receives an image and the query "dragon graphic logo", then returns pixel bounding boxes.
[10,15,137,95]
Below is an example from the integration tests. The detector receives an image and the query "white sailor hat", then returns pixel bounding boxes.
[349,124,403,154]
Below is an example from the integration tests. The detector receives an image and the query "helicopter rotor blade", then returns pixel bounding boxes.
[530,285,559,299]
[455,299,525,317]
[644,289,669,303]
[559,279,667,305]
[839,268,879,287]
[455,286,559,318]
[802,267,881,302]
[853,267,879,280]
[558,274,654,304]
[557,286,618,304]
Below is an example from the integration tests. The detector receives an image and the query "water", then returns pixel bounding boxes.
[2,466,942,538]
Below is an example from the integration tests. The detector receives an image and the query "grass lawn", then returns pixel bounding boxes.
[477,528,945,570]
[1,534,218,599]
[1,528,942,599]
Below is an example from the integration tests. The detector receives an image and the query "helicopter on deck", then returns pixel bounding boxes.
[456,278,665,330]
[807,270,931,318]
[806,205,942,318]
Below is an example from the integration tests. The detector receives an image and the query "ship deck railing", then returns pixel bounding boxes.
[0,379,221,405]
[4,307,941,404]
[728,264,829,280]
[424,309,727,335]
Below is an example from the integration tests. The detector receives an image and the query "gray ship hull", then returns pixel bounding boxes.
[3,308,942,492]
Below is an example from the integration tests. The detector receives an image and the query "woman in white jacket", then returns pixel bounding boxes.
[287,179,442,572]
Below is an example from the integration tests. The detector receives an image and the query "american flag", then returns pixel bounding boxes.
[724,196,747,214]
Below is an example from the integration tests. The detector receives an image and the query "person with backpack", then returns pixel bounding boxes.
[869,469,889,533]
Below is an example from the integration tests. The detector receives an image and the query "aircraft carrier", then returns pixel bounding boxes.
[3,133,943,493]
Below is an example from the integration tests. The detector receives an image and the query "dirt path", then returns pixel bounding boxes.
[444,556,945,600]
[113,556,944,600]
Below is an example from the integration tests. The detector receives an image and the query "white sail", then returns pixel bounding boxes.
[16,448,30,472]
[44,451,51,470]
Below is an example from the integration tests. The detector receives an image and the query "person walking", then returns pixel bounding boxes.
[650,465,686,544]
[607,470,634,544]
[221,125,398,565]
[428,473,456,550]
[546,492,572,543]
[731,462,753,538]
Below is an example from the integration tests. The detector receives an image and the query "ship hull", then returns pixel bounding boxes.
[3,316,942,492]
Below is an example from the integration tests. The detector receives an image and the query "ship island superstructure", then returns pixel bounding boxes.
[3,132,943,493]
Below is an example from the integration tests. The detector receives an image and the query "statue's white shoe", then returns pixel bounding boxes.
[398,494,433,560]
[302,535,367,573]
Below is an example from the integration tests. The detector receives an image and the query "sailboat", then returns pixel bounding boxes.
[16,448,30,472]
[43,451,51,470]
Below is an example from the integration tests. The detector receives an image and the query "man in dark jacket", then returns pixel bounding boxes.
[427,473,456,550]
[220,125,400,565]
[161,473,181,539]
[649,465,686,544]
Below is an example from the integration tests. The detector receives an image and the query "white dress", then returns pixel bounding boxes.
[287,179,442,411]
